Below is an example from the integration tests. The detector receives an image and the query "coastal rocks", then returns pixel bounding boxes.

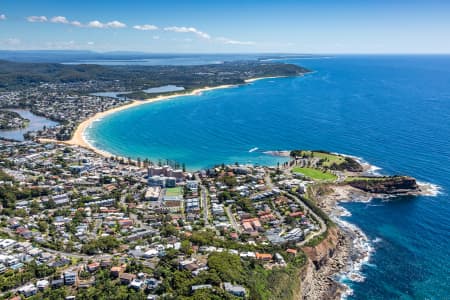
[330,156,364,172]
[263,150,291,157]
[301,227,349,300]
[347,176,419,194]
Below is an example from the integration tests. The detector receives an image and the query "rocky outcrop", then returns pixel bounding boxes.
[300,227,349,300]
[263,150,291,157]
[329,156,363,172]
[347,176,419,194]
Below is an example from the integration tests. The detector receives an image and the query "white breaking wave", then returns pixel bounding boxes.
[331,206,352,218]
[330,204,375,300]
[372,237,383,244]
[417,181,443,196]
[348,154,382,176]
[366,164,382,176]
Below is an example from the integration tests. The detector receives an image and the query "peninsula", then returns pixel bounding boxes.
[0,110,29,130]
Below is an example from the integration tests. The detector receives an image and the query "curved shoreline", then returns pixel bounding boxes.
[52,76,284,158]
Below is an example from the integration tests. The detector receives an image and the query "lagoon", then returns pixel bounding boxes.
[0,109,58,141]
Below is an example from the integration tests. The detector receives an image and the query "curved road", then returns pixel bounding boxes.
[283,192,327,247]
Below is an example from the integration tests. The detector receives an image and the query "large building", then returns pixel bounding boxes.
[148,175,177,188]
[148,166,184,182]
[144,186,161,201]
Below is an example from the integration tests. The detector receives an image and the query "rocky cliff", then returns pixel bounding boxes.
[347,176,419,194]
[300,227,349,300]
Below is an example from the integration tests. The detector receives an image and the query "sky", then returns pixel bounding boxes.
[1,0,450,54]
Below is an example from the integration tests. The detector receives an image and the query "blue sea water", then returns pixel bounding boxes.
[88,55,450,299]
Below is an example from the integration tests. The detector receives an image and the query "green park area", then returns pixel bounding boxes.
[292,167,337,181]
[165,186,183,196]
[311,152,345,167]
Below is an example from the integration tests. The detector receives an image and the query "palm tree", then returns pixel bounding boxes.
[137,157,141,167]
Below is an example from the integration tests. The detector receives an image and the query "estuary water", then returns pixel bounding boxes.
[87,55,450,299]
[0,109,58,141]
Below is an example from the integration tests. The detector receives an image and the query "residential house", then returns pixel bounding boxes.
[224,282,246,297]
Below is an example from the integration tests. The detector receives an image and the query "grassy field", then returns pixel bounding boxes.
[292,167,337,181]
[345,176,399,182]
[313,152,345,167]
[165,186,183,196]
[297,150,346,167]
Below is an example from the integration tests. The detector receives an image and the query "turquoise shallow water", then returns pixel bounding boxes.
[88,55,450,299]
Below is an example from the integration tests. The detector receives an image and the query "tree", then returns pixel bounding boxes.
[44,198,56,209]
[180,240,192,255]
[143,158,149,168]
[137,157,141,167]
[30,199,40,215]
[207,252,244,283]
[38,220,48,233]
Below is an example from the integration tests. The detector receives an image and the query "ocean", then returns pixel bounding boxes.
[87,55,450,299]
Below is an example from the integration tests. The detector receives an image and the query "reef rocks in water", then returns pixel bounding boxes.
[346,176,419,194]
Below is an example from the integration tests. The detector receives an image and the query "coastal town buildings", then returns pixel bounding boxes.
[0,137,325,299]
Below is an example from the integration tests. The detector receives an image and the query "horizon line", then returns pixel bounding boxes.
[1,49,450,56]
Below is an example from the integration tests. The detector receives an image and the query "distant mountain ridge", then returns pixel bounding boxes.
[0,59,310,91]
[0,50,291,63]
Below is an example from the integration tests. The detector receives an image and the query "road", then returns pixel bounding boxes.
[200,185,209,226]
[225,206,241,233]
[283,192,327,247]
[118,191,153,231]
[194,173,210,227]
[264,170,274,189]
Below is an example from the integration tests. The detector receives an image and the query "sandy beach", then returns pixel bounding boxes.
[40,76,283,158]
[244,76,287,83]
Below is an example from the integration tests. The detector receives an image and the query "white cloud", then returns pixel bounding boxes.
[153,35,160,40]
[87,41,95,45]
[0,14,6,21]
[87,20,105,28]
[163,26,253,46]
[48,16,83,27]
[0,38,21,49]
[71,20,82,27]
[2,38,21,46]
[50,16,69,24]
[27,16,126,29]
[26,16,48,23]
[87,20,126,29]
[106,20,127,28]
[164,26,210,39]
[217,37,255,46]
[45,40,77,49]
[133,24,158,31]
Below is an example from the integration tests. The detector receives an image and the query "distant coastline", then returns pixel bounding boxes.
[42,76,288,159]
